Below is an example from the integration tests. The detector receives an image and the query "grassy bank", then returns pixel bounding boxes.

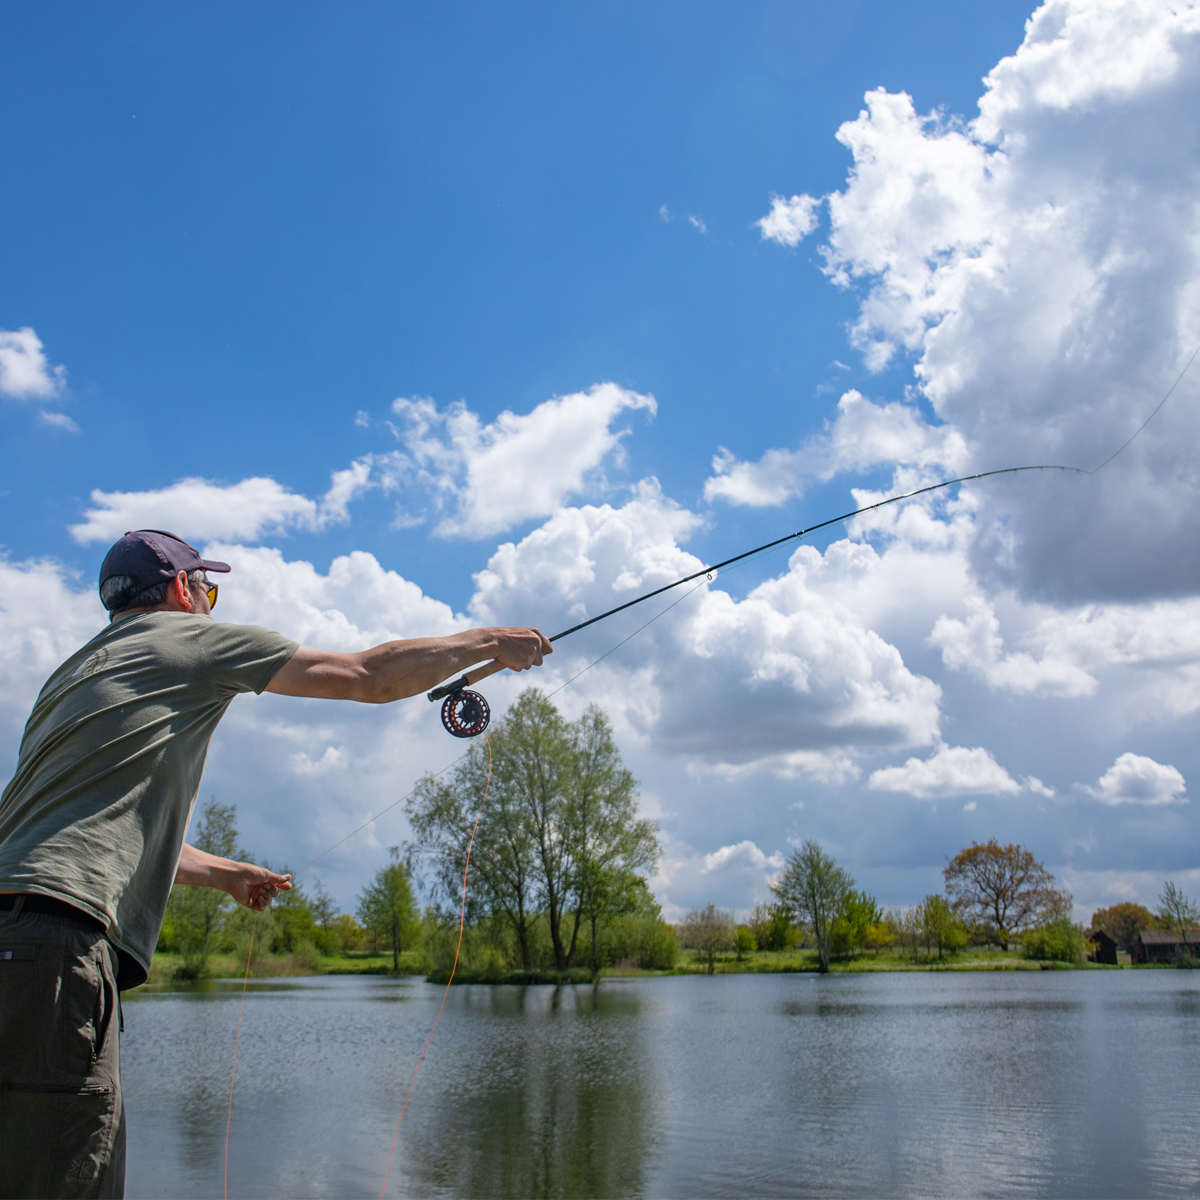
[140,943,1157,989]
[142,949,423,986]
[666,945,1124,974]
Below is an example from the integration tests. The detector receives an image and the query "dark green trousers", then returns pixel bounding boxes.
[0,901,125,1199]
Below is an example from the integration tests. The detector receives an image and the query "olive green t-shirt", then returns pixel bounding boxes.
[0,611,298,987]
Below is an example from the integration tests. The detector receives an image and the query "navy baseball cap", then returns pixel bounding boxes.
[99,529,231,593]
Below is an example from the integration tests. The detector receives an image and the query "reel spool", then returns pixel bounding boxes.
[440,689,491,738]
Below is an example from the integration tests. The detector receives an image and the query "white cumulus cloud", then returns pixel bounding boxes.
[931,592,1200,715]
[704,389,968,507]
[385,383,656,538]
[470,481,943,769]
[785,0,1200,602]
[68,459,374,545]
[869,744,1021,799]
[0,557,105,743]
[0,327,66,399]
[1085,752,1186,807]
[756,193,822,247]
[702,840,785,874]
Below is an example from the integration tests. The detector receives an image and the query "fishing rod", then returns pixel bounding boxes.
[427,463,1087,736]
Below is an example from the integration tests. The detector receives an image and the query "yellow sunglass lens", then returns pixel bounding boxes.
[206,585,218,610]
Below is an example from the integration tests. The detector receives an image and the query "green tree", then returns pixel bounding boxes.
[599,882,678,969]
[268,869,319,954]
[749,901,792,952]
[679,903,736,974]
[918,894,968,959]
[567,705,659,972]
[309,875,341,955]
[501,691,578,970]
[943,840,1071,950]
[166,797,244,977]
[408,689,657,974]
[1024,916,1086,962]
[830,890,882,957]
[328,912,365,953]
[771,840,852,973]
[409,730,541,969]
[735,926,755,960]
[1158,881,1200,956]
[357,851,420,971]
[1090,902,1161,951]
[864,920,894,954]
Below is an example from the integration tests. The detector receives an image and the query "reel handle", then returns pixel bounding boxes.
[427,657,507,702]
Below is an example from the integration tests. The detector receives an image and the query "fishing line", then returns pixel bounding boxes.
[380,733,492,1200]
[221,581,716,1193]
[224,912,258,1200]
[428,464,1090,731]
[431,334,1200,725]
[1089,340,1200,474]
[220,340,1198,1191]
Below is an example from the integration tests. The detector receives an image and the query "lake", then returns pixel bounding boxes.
[122,969,1200,1198]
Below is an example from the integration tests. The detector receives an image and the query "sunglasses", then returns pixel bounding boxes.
[205,583,219,610]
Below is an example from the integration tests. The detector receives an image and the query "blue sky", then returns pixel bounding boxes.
[2,1,1029,596]
[4,0,1200,920]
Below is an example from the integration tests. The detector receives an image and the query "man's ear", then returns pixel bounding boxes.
[173,571,194,610]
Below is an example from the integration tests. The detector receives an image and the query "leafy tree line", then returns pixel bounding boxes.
[684,839,1166,971]
[158,801,428,977]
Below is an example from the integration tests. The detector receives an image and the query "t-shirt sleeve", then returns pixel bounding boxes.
[200,622,300,696]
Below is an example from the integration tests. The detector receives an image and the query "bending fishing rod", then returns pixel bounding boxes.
[427,463,1087,736]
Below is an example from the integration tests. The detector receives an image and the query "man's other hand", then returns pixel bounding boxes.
[175,841,293,909]
[231,863,293,911]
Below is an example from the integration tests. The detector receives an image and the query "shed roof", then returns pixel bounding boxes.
[1138,928,1200,946]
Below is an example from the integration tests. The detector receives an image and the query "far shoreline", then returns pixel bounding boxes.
[134,947,1180,990]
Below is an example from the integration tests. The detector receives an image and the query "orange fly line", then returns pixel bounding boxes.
[221,735,493,1200]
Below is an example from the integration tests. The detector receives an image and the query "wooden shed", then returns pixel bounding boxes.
[1132,929,1200,963]
[1085,929,1119,965]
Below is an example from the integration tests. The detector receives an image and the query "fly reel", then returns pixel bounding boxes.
[440,689,491,738]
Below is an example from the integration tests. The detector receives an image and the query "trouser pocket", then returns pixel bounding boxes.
[1,1082,121,1200]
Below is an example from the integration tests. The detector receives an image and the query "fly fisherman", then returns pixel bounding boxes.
[0,529,551,1199]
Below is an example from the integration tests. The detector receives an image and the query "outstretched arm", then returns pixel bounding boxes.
[175,842,292,911]
[264,626,552,703]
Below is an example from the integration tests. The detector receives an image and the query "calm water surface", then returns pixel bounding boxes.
[122,970,1200,1198]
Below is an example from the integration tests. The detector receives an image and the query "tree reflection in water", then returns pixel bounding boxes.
[399,983,660,1200]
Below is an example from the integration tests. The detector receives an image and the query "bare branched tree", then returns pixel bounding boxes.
[679,903,735,974]
[943,840,1070,950]
[1158,881,1200,956]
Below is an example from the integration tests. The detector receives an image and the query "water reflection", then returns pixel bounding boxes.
[121,970,1200,1198]
[396,984,658,1199]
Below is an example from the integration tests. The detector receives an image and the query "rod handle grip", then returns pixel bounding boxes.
[427,658,507,702]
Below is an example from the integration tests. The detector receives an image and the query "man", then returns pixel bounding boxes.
[0,529,550,1199]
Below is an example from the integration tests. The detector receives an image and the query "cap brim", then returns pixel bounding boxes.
[199,558,231,573]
